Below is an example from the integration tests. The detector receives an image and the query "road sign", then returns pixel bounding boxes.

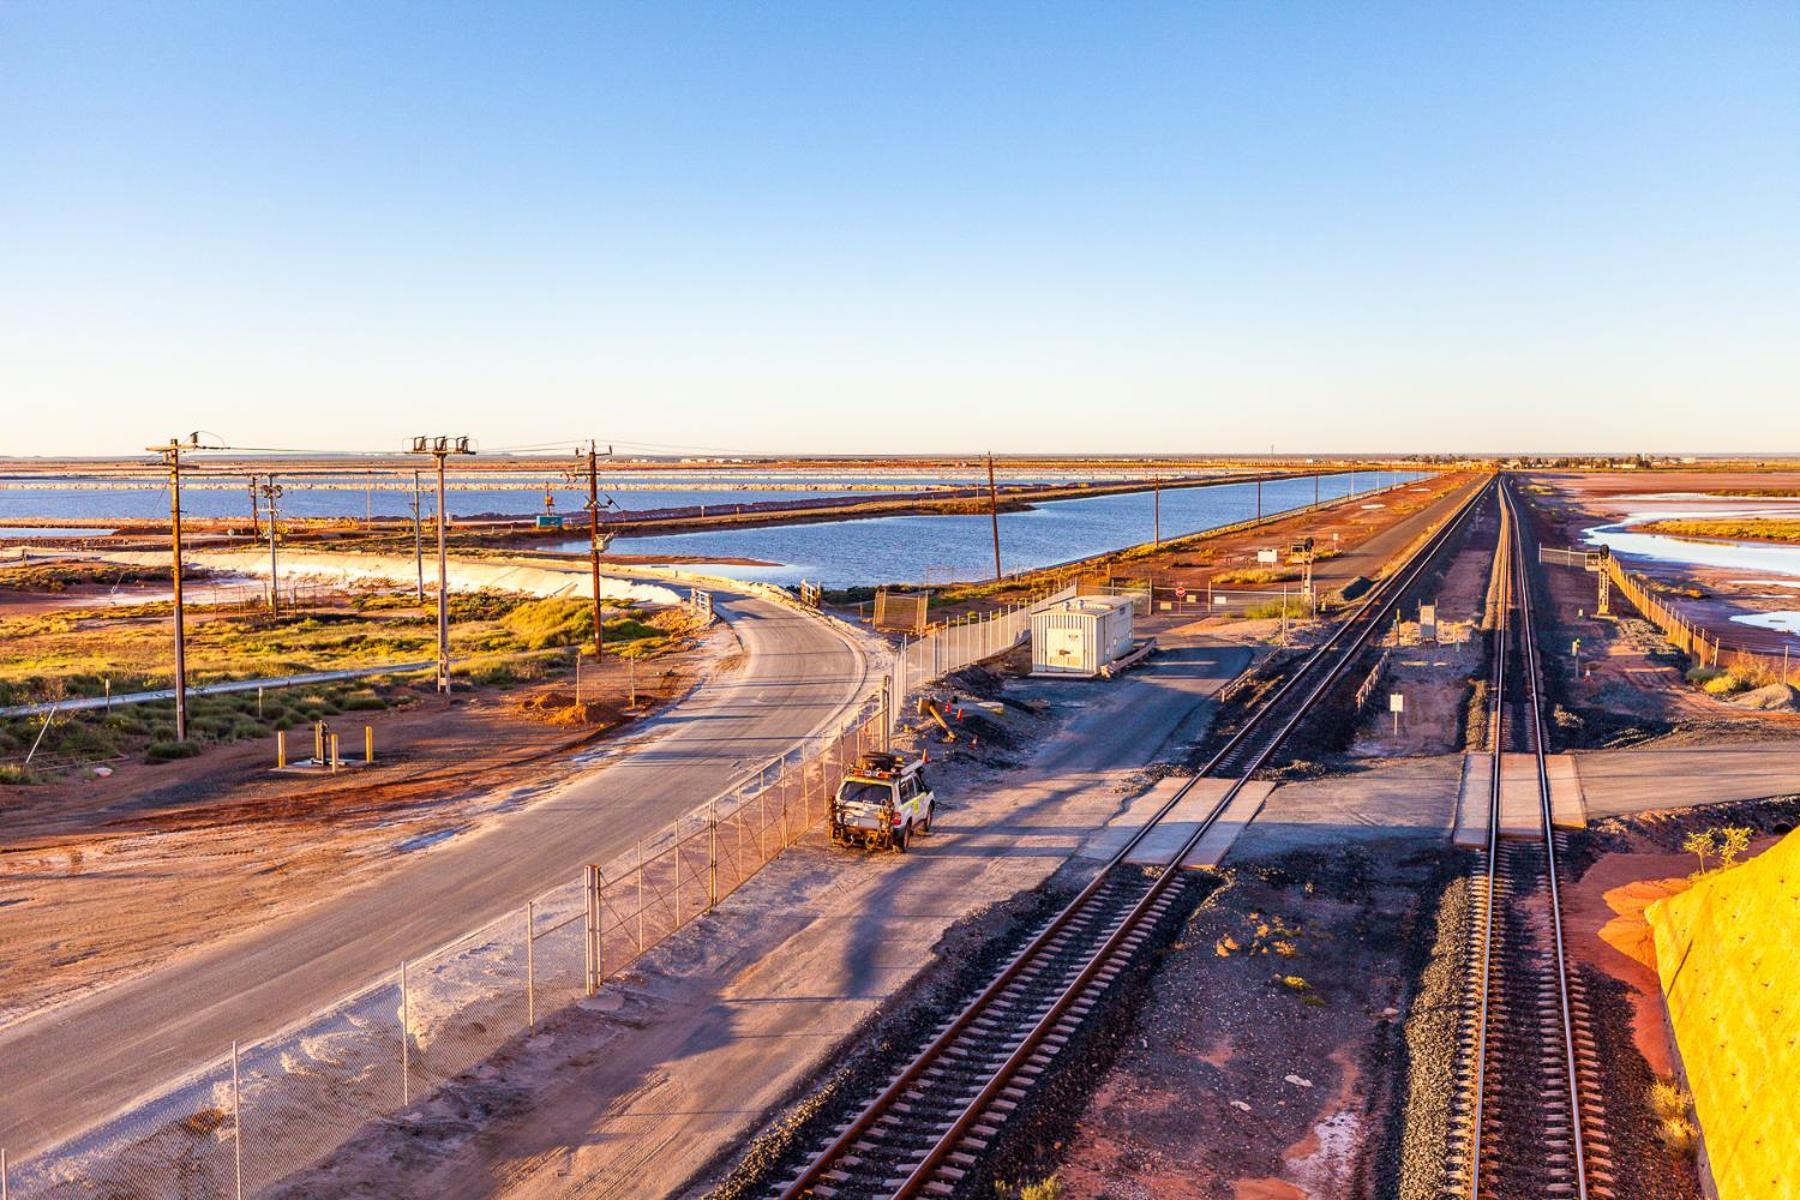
[1420,603,1437,643]
[1257,548,1279,564]
[1174,585,1187,600]
[1389,692,1405,713]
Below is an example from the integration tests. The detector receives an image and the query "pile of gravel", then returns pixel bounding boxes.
[1730,682,1799,711]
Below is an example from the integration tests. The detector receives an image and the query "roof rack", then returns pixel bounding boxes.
[856,751,905,777]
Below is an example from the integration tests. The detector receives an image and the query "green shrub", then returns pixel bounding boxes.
[604,617,661,643]
[1243,598,1312,621]
[501,598,593,649]
[145,740,202,762]
[1213,567,1300,585]
[1649,1079,1693,1120]
[469,663,518,687]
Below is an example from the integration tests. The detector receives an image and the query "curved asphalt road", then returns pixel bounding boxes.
[0,590,871,1159]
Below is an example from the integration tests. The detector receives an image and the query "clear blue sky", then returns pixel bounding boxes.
[3,2,1796,457]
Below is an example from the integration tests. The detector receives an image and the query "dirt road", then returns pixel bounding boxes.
[0,590,872,1161]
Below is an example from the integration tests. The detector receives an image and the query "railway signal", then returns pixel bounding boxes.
[257,476,285,614]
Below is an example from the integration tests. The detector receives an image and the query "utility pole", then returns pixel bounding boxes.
[1314,472,1320,509]
[581,440,614,666]
[986,451,1002,581]
[248,476,261,539]
[258,476,284,614]
[149,434,201,742]
[411,436,475,694]
[1256,477,1263,521]
[1153,476,1162,549]
[410,470,425,603]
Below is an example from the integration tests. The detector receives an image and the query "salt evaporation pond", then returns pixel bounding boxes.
[1581,506,1800,580]
[567,471,1426,587]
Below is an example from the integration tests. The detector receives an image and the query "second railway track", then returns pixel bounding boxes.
[769,476,1495,1200]
[1445,479,1613,1200]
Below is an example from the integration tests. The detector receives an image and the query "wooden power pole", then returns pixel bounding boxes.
[149,434,200,742]
[987,452,1002,581]
[583,440,611,666]
[1154,475,1162,549]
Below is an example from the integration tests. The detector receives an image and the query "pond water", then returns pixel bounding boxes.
[564,471,1426,587]
[1733,611,1800,635]
[1581,507,1800,580]
[0,482,874,523]
[0,468,1228,523]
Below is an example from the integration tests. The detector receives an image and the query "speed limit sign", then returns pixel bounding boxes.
[1175,585,1187,600]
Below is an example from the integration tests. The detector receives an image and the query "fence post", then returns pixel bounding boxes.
[231,1041,243,1200]
[736,784,747,882]
[637,842,646,950]
[583,866,596,995]
[758,790,768,863]
[526,901,536,1029]
[399,961,410,1105]
[674,820,683,928]
[708,798,719,911]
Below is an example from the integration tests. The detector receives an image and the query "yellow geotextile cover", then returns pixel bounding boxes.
[1647,829,1800,1200]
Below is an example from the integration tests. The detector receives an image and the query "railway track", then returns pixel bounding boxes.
[769,476,1495,1200]
[1445,479,1613,1200]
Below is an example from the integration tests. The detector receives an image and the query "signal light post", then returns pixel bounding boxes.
[410,470,425,603]
[258,476,284,614]
[410,436,475,694]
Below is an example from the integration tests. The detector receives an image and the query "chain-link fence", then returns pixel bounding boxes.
[1605,556,1798,684]
[7,578,1057,1197]
[6,685,887,1198]
[893,584,1076,697]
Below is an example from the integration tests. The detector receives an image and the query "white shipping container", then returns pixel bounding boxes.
[1030,594,1136,677]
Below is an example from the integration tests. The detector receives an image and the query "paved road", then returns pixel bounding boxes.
[339,632,1254,1199]
[0,590,871,1159]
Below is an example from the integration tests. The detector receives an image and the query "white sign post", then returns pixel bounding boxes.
[1389,691,1405,735]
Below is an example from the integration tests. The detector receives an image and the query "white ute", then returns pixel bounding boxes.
[829,752,936,852]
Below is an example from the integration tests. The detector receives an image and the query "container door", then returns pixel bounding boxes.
[1048,626,1086,671]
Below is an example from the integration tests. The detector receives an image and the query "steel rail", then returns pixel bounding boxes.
[1466,485,1512,1196]
[775,473,1495,1200]
[1499,478,1591,1200]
